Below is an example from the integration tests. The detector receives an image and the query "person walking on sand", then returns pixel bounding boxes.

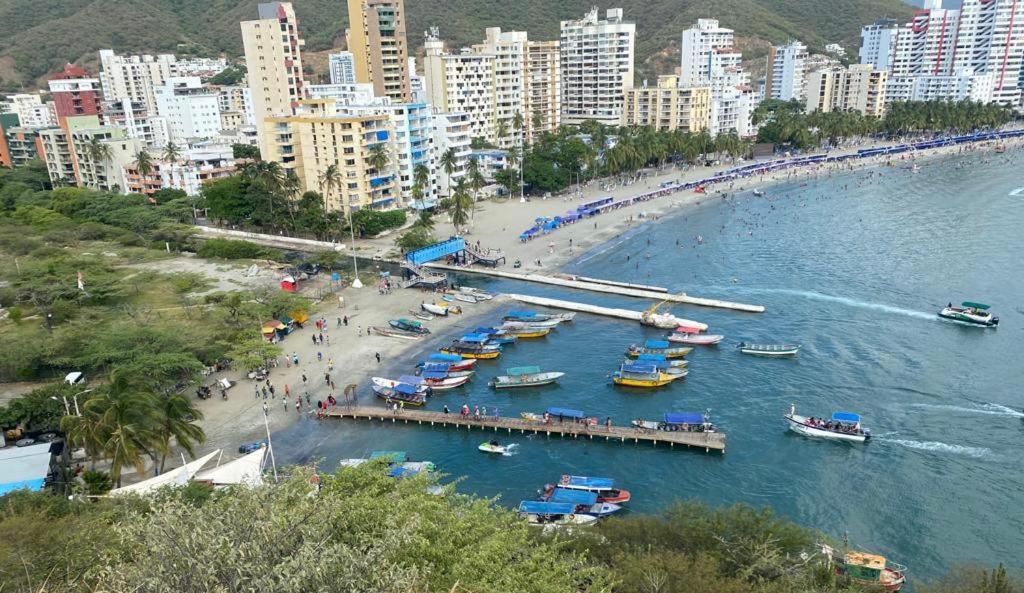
[262,402,269,416]
[284,384,290,397]
[296,398,301,413]
[343,315,348,326]
[282,396,288,411]
[375,352,381,364]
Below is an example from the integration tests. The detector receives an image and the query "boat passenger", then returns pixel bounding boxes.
[443,405,450,414]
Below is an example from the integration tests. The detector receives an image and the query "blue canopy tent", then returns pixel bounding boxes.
[620,363,658,374]
[664,412,705,425]
[420,371,449,380]
[562,475,614,489]
[428,353,462,362]
[831,412,861,423]
[459,334,490,343]
[636,353,667,362]
[517,501,576,515]
[393,383,421,395]
[644,340,670,349]
[546,407,585,419]
[420,362,451,373]
[548,488,598,505]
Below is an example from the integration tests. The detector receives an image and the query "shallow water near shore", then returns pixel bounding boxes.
[275,149,1024,579]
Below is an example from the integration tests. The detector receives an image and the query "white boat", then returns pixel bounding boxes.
[753,189,766,197]
[489,366,565,389]
[517,501,598,527]
[478,440,516,455]
[414,312,434,321]
[784,405,870,443]
[937,301,999,327]
[371,377,430,395]
[419,375,471,390]
[368,326,422,340]
[738,342,800,356]
[450,292,478,304]
[500,319,561,329]
[421,302,449,316]
[668,333,724,345]
[459,287,495,300]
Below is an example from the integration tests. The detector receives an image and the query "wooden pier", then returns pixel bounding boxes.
[324,406,726,453]
[504,293,709,330]
[424,264,764,313]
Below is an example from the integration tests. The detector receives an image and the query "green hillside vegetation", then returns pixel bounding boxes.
[0,0,913,88]
[0,463,1018,592]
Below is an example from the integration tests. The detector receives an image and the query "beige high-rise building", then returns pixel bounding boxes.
[623,76,710,133]
[423,32,497,143]
[525,41,560,140]
[473,28,527,149]
[98,50,177,114]
[262,99,398,214]
[560,8,635,126]
[806,65,887,117]
[346,0,412,102]
[241,2,307,156]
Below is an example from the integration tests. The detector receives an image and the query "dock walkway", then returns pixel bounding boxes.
[424,264,764,313]
[324,406,726,452]
[505,293,709,331]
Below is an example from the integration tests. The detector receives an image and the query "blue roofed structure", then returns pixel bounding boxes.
[0,443,52,496]
[517,501,576,515]
[549,487,598,505]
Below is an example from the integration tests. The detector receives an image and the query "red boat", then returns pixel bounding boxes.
[548,475,631,504]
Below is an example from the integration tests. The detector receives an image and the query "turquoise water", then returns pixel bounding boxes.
[275,150,1024,579]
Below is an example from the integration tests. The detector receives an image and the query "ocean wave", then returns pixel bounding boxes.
[883,438,991,458]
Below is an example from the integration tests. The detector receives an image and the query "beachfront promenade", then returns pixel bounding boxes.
[324,405,727,452]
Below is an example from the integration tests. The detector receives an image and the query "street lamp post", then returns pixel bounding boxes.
[51,396,70,416]
[346,204,363,289]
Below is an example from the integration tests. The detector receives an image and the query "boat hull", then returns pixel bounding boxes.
[441,348,500,360]
[421,303,448,316]
[785,414,867,442]
[490,372,564,389]
[937,309,998,327]
[423,376,470,390]
[372,377,429,394]
[612,374,676,387]
[668,333,724,345]
[372,385,426,406]
[626,347,692,359]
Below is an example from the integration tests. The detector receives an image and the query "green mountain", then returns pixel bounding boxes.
[0,0,913,89]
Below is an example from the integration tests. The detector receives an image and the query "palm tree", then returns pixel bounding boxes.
[449,180,472,230]
[153,392,206,473]
[466,158,486,221]
[367,143,390,174]
[413,210,435,232]
[243,160,287,218]
[84,137,114,189]
[134,150,155,177]
[439,148,457,197]
[162,141,183,165]
[495,120,509,145]
[413,163,430,192]
[318,164,342,202]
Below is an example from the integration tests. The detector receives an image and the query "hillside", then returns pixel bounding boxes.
[0,0,913,89]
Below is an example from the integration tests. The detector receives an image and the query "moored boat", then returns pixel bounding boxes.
[499,319,562,329]
[521,407,599,425]
[414,312,434,321]
[555,475,630,504]
[389,318,430,334]
[498,326,551,338]
[625,340,692,359]
[415,372,471,390]
[822,545,907,592]
[541,487,622,517]
[668,326,724,345]
[459,286,495,300]
[415,362,475,378]
[478,440,516,454]
[516,501,598,527]
[440,346,501,360]
[421,302,449,316]
[937,301,999,327]
[784,405,870,442]
[452,334,502,351]
[472,327,518,345]
[418,353,476,371]
[372,376,431,395]
[489,366,565,389]
[503,310,575,323]
[449,292,478,304]
[612,363,681,387]
[369,326,423,340]
[627,353,688,369]
[631,411,715,432]
[372,383,427,406]
[738,342,800,356]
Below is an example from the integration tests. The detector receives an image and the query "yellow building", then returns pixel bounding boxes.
[525,40,560,141]
[806,65,887,117]
[262,99,398,214]
[346,0,411,103]
[622,76,710,133]
[241,2,307,157]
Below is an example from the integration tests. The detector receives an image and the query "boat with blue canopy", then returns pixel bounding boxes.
[415,362,475,378]
[552,475,630,503]
[631,410,715,432]
[504,310,576,323]
[519,406,597,425]
[473,327,518,344]
[784,404,871,443]
[626,353,688,369]
[417,370,471,389]
[372,380,427,406]
[542,487,622,517]
[489,365,565,389]
[612,362,682,387]
[625,340,693,359]
[388,318,430,334]
[516,501,598,526]
[418,354,476,371]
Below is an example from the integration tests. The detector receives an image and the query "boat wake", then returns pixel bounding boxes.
[909,402,1024,418]
[882,438,991,458]
[694,287,935,320]
[1009,187,1024,196]
[501,444,520,457]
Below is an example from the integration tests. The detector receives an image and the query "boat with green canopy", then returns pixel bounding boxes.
[489,366,565,389]
[938,301,999,327]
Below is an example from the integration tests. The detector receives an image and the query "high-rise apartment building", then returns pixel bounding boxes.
[154,77,222,142]
[474,28,528,148]
[49,65,103,122]
[329,51,357,84]
[346,0,412,102]
[217,86,256,128]
[102,99,169,148]
[891,5,960,76]
[805,65,888,117]
[0,94,56,129]
[525,41,560,140]
[680,19,756,137]
[859,18,899,71]
[432,111,472,197]
[764,41,808,102]
[680,19,737,86]
[98,50,177,114]
[241,2,307,155]
[560,8,635,126]
[953,0,1024,105]
[622,76,710,133]
[423,32,497,143]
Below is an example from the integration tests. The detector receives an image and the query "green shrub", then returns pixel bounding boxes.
[195,238,279,260]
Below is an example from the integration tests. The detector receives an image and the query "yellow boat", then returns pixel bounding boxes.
[504,328,551,338]
[612,363,683,388]
[438,302,462,314]
[440,348,500,360]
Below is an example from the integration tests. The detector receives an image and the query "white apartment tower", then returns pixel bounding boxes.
[474,27,528,148]
[329,51,357,84]
[154,77,223,142]
[680,19,756,137]
[559,8,635,126]
[765,40,809,102]
[891,5,960,76]
[98,50,177,114]
[680,19,737,86]
[859,18,899,71]
[241,1,307,156]
[954,0,1024,105]
[423,30,497,143]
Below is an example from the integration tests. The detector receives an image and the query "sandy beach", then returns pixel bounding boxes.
[155,132,1022,480]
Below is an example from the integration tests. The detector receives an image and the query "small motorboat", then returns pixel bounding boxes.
[389,318,430,334]
[372,376,430,395]
[500,319,561,329]
[372,383,427,406]
[414,312,434,321]
[631,411,714,433]
[555,475,630,504]
[452,334,502,351]
[499,326,551,338]
[822,544,908,592]
[737,342,800,356]
[490,366,564,389]
[753,188,766,197]
[625,340,692,359]
[478,440,516,455]
[517,501,598,527]
[540,487,622,517]
[415,362,475,378]
[784,405,870,443]
[421,302,449,316]
[441,294,455,302]
[628,354,688,369]
[416,373,471,390]
[418,353,476,371]
[612,363,681,388]
[369,326,423,340]
[668,326,724,345]
[440,346,501,360]
[460,286,495,300]
[937,301,999,327]
[504,310,574,323]
[450,292,478,304]
[472,327,518,345]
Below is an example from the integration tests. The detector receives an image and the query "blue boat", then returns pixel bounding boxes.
[473,327,518,344]
[625,339,693,359]
[428,352,462,362]
[516,501,598,526]
[631,411,715,432]
[543,487,622,517]
[553,475,631,503]
[631,353,688,369]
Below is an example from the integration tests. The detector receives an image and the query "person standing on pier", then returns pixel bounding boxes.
[606,416,612,431]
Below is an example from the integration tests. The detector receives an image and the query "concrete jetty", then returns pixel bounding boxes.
[426,264,764,313]
[325,406,726,453]
[504,294,709,331]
